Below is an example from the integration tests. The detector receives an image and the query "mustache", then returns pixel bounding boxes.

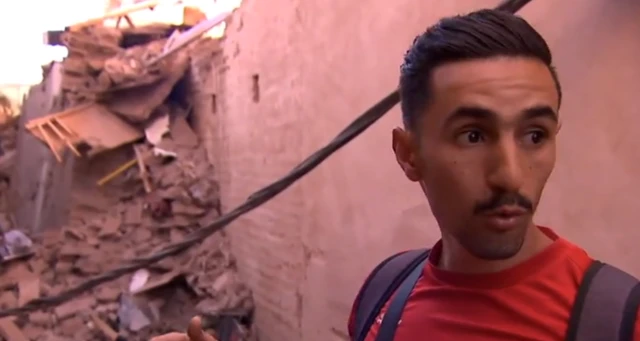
[474,192,533,214]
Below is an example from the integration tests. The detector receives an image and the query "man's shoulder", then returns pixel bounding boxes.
[347,249,429,338]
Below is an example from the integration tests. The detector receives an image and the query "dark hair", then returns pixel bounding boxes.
[399,9,561,129]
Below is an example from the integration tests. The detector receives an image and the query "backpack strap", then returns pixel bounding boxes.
[352,249,430,341]
[565,260,640,341]
[375,257,428,341]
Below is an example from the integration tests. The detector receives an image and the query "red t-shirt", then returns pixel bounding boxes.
[348,227,640,340]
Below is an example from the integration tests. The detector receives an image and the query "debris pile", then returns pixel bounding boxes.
[27,23,196,162]
[0,123,255,341]
[58,24,188,106]
[0,11,255,341]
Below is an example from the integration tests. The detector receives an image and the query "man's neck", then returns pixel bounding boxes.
[438,225,553,274]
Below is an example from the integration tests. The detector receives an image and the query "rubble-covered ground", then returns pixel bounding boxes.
[0,17,256,341]
[0,118,255,341]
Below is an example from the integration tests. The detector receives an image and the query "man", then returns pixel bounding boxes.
[152,8,640,341]
[348,8,640,341]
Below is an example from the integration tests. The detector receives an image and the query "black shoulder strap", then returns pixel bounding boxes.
[352,249,430,341]
[566,260,640,341]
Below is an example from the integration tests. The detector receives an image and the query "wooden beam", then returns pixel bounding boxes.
[145,10,231,66]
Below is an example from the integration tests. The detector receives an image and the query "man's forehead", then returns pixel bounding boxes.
[426,57,560,120]
[431,57,555,91]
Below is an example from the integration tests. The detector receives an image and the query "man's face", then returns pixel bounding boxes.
[393,57,560,260]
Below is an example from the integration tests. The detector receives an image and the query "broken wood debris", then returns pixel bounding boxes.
[0,146,253,339]
[27,10,227,160]
[1,113,252,340]
[25,103,143,160]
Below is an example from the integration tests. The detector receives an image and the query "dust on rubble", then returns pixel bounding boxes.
[0,120,255,341]
[0,10,255,341]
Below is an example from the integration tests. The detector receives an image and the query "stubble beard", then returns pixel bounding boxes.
[455,220,530,261]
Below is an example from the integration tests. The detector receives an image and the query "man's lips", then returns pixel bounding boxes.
[481,205,528,217]
[479,205,529,231]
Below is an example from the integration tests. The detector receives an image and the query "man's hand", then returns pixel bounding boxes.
[150,316,217,341]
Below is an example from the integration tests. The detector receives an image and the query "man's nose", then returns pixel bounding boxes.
[487,141,525,192]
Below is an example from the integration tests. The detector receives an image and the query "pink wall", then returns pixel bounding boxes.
[198,0,640,340]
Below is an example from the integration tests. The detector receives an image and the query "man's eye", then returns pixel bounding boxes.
[456,130,484,145]
[525,130,546,145]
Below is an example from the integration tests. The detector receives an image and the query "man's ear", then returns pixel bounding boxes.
[392,127,421,182]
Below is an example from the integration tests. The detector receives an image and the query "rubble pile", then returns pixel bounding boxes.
[59,24,189,106]
[0,125,255,341]
[0,14,254,341]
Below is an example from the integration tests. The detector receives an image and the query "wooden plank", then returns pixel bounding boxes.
[26,103,143,159]
[146,11,231,67]
[97,158,138,186]
[133,145,152,193]
[36,124,62,162]
[46,121,81,157]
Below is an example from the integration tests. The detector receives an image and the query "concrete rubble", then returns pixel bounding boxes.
[0,15,255,341]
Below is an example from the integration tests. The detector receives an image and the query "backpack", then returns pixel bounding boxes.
[351,249,640,341]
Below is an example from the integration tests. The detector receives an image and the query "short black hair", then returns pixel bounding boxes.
[399,9,561,129]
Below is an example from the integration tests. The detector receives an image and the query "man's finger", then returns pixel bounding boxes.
[186,316,217,341]
[149,332,189,341]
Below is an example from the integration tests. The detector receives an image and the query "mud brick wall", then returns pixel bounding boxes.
[196,1,640,340]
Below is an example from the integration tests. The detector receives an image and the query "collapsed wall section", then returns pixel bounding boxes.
[0,17,257,341]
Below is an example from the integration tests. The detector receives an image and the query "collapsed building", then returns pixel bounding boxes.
[0,5,254,341]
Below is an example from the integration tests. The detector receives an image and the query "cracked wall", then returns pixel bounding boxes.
[197,1,640,340]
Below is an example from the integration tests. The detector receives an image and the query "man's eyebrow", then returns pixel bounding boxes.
[443,105,558,127]
[443,106,497,127]
[523,105,558,122]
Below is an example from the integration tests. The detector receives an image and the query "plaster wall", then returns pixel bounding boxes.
[197,1,640,340]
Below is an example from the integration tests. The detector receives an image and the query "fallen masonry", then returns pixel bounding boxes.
[0,11,254,341]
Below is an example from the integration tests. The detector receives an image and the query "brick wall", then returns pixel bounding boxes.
[196,1,640,340]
